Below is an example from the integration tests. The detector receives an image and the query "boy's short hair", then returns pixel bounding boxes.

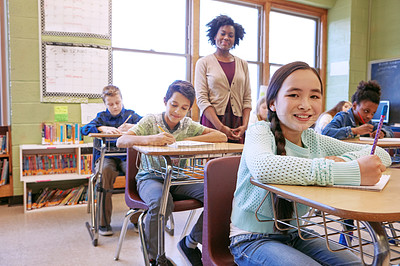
[165,80,195,108]
[101,85,122,103]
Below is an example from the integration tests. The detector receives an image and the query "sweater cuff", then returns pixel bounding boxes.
[332,160,361,186]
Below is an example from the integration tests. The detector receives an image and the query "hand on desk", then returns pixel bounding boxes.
[325,156,345,162]
[98,126,122,134]
[370,129,385,139]
[357,155,386,185]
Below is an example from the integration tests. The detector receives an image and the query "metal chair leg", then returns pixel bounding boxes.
[138,212,150,266]
[165,213,175,236]
[114,209,141,260]
[180,209,196,241]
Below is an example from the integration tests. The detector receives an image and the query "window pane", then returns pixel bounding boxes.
[199,0,259,61]
[269,11,317,67]
[248,63,259,109]
[113,51,187,116]
[112,0,186,54]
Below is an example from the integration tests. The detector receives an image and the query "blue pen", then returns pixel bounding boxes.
[370,104,388,155]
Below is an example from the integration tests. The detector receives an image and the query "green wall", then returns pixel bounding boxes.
[325,0,400,109]
[7,0,400,196]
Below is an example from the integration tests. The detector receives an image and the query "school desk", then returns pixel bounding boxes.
[343,137,400,148]
[250,168,400,266]
[85,133,124,246]
[131,142,244,265]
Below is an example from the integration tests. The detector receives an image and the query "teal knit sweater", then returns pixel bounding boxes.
[231,121,392,234]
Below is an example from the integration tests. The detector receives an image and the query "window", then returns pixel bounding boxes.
[269,10,319,78]
[111,0,326,116]
[112,0,189,115]
[199,0,262,109]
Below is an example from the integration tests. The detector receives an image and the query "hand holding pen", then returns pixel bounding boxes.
[117,114,132,132]
[370,105,388,155]
[155,124,175,145]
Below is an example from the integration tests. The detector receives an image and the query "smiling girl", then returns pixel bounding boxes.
[229,61,391,266]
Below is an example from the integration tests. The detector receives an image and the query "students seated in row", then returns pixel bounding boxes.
[117,80,227,266]
[322,80,394,139]
[81,85,142,236]
[248,96,268,126]
[314,100,351,134]
[229,61,391,265]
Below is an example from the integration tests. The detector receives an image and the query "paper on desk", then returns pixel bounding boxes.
[333,174,390,191]
[167,140,213,148]
[359,137,400,142]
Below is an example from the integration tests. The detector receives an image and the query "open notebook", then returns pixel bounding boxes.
[167,140,213,148]
[333,174,390,191]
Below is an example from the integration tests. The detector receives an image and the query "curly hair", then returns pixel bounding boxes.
[351,80,381,105]
[266,61,323,232]
[206,15,245,48]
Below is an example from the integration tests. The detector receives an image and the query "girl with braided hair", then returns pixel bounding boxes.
[229,61,391,265]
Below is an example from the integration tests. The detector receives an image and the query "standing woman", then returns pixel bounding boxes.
[195,15,252,143]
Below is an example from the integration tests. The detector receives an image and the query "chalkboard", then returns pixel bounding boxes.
[368,57,400,125]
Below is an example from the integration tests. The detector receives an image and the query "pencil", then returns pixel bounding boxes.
[357,111,366,124]
[157,124,165,133]
[370,105,388,155]
[121,114,132,126]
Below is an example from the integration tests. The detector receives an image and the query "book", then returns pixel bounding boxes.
[0,159,9,185]
[333,174,390,192]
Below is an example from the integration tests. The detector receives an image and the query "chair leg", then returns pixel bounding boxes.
[180,209,196,241]
[165,213,175,236]
[138,211,150,266]
[114,209,142,260]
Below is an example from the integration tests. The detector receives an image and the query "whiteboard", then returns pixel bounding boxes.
[42,42,111,99]
[40,0,111,39]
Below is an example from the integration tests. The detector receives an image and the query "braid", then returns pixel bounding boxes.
[270,112,294,233]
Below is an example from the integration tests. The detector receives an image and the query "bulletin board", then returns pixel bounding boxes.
[368,57,400,124]
[41,42,112,101]
[40,0,111,39]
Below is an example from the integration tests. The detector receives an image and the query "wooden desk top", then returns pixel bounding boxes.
[88,133,122,138]
[132,142,244,156]
[342,137,400,148]
[250,168,400,222]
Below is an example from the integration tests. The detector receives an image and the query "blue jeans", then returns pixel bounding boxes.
[229,230,362,266]
[137,177,204,260]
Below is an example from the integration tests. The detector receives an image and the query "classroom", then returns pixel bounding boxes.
[1,0,400,265]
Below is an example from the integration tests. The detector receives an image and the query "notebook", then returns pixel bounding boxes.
[167,140,213,148]
[359,137,400,142]
[333,174,390,191]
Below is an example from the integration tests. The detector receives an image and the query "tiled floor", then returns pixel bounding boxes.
[0,193,200,266]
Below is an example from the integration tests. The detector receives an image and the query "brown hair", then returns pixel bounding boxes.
[101,85,122,103]
[326,100,351,117]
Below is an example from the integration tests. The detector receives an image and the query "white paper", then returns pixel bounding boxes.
[45,45,109,96]
[333,175,390,191]
[81,103,105,124]
[167,141,213,148]
[43,0,110,36]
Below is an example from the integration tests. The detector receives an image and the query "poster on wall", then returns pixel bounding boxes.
[40,0,111,39]
[41,42,112,102]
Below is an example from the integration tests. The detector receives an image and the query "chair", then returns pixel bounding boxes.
[203,156,241,266]
[114,147,203,265]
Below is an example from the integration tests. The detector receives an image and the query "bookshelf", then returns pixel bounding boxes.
[20,143,93,213]
[0,126,12,199]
